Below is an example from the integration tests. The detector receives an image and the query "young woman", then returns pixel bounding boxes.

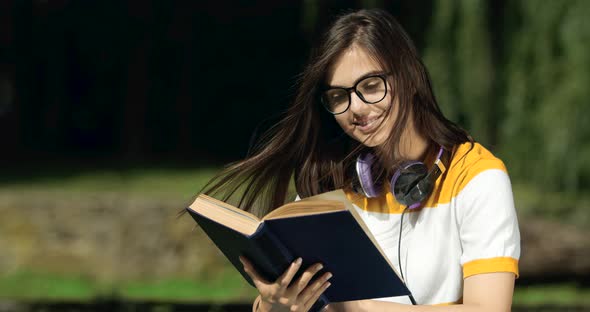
[204,8,520,312]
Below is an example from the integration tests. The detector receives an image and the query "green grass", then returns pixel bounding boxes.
[1,270,589,306]
[0,271,104,301]
[119,271,257,302]
[513,283,590,306]
[0,269,257,303]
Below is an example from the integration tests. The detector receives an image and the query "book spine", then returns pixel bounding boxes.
[251,225,295,268]
[252,227,331,311]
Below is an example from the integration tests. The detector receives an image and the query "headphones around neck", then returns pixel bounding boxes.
[353,147,446,209]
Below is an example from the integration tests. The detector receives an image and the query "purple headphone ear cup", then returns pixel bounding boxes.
[391,162,428,207]
[405,178,435,209]
[356,153,381,198]
[354,147,445,208]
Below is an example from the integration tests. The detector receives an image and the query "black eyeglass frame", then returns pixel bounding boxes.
[320,73,390,115]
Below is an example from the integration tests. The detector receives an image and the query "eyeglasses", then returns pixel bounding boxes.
[320,74,389,115]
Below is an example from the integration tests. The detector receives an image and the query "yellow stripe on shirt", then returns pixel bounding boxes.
[463,257,519,278]
[345,142,507,213]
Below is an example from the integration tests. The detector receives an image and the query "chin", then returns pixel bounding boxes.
[360,138,380,147]
[355,132,388,147]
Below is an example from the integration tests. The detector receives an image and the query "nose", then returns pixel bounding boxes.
[348,91,369,115]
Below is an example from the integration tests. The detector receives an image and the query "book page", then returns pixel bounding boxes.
[263,201,344,220]
[262,190,351,220]
[188,195,262,236]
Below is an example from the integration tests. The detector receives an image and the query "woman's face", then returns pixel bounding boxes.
[325,45,397,147]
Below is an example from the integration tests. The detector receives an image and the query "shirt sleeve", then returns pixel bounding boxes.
[456,169,521,278]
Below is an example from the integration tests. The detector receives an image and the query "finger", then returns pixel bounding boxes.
[304,280,332,311]
[239,256,270,287]
[275,257,303,291]
[289,262,325,295]
[298,272,332,304]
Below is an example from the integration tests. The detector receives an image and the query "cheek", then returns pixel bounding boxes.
[376,94,393,112]
[379,95,397,122]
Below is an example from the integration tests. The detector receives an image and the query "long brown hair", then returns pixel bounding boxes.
[201,9,471,217]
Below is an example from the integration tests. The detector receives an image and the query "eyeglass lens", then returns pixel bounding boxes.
[322,76,387,114]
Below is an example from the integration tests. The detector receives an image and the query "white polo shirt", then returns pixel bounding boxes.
[344,142,520,305]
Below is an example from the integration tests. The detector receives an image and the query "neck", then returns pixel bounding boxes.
[398,130,429,161]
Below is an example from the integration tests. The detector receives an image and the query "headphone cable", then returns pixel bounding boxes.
[398,207,417,305]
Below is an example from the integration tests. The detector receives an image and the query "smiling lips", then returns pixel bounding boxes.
[353,115,383,133]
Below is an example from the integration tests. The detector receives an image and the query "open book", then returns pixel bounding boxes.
[186,190,410,311]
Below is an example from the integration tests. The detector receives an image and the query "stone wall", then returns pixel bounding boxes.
[0,190,224,282]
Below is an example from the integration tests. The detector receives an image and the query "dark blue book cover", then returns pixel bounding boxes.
[264,210,410,302]
[187,190,410,311]
[188,208,329,311]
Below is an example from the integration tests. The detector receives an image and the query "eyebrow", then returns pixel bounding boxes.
[326,70,386,89]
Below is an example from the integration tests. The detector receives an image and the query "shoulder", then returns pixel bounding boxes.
[437,142,510,203]
[449,142,507,188]
[451,142,506,174]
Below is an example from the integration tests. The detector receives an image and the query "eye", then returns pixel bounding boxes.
[324,89,347,104]
[331,93,344,101]
[359,77,385,93]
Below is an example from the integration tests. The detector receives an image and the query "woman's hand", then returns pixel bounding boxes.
[239,256,333,312]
